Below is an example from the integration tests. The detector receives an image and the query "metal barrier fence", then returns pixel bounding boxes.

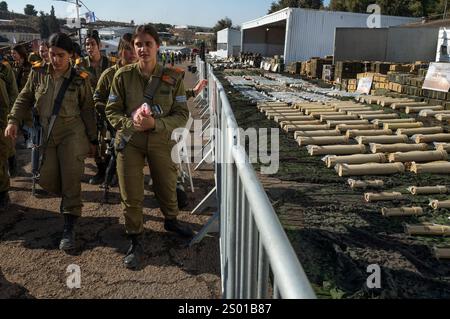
[193,57,316,299]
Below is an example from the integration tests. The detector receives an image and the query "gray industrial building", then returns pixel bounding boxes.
[241,7,420,64]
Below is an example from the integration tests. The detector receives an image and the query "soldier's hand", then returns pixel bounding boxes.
[88,143,98,158]
[134,114,155,132]
[5,124,18,141]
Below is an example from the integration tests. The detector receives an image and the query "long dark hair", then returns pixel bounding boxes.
[12,44,28,62]
[48,33,74,54]
[86,29,101,46]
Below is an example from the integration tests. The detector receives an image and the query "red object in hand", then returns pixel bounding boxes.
[193,80,208,96]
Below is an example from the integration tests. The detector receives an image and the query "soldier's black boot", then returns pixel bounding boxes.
[59,214,77,251]
[123,235,144,270]
[8,156,17,178]
[164,219,195,238]
[89,163,106,185]
[0,191,9,212]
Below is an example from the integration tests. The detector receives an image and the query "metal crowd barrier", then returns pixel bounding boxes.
[191,57,316,299]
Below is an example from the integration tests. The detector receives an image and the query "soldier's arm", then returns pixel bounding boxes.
[105,73,136,134]
[79,79,98,143]
[7,70,36,126]
[94,69,112,118]
[154,77,189,135]
[6,64,19,110]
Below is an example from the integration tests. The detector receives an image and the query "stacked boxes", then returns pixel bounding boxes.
[287,61,302,75]
[371,62,391,75]
[334,61,365,83]
[348,79,357,92]
[306,56,333,79]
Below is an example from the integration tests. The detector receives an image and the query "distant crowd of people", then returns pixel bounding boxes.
[158,50,197,67]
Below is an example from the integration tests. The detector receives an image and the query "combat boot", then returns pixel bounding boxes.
[89,163,106,185]
[0,191,9,212]
[59,214,77,251]
[8,156,17,178]
[164,219,195,238]
[123,235,144,270]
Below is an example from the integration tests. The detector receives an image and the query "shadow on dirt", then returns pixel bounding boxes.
[0,204,219,277]
[0,270,35,299]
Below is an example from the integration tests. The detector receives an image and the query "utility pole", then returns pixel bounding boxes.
[53,0,83,45]
[76,0,82,46]
[445,0,449,20]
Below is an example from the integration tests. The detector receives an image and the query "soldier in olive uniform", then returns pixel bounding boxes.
[76,29,115,186]
[106,24,194,270]
[38,41,50,64]
[5,33,97,251]
[9,44,33,177]
[11,44,32,92]
[94,33,137,187]
[94,33,137,127]
[0,59,19,211]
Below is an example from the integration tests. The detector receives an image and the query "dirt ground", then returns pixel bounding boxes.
[218,68,450,299]
[0,62,222,299]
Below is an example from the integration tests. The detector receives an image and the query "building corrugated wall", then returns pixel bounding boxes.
[242,8,420,64]
[334,27,439,63]
[217,28,242,58]
[228,29,242,57]
[284,8,420,63]
[217,28,229,58]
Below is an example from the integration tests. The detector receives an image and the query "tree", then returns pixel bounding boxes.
[48,6,60,34]
[268,0,323,14]
[327,0,447,17]
[0,1,8,11]
[39,11,50,39]
[212,17,233,34]
[24,4,37,16]
[38,7,60,39]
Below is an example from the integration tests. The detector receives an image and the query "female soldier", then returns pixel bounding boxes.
[0,57,18,211]
[8,44,32,177]
[38,41,50,64]
[77,29,115,186]
[94,33,137,121]
[94,33,137,189]
[5,33,97,252]
[106,24,193,270]
[11,44,32,91]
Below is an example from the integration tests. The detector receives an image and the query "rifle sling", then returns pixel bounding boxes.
[142,67,163,106]
[45,68,77,142]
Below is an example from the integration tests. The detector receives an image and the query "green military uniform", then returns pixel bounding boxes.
[94,63,120,120]
[77,55,116,174]
[76,55,115,90]
[12,61,32,92]
[0,60,19,195]
[106,63,189,235]
[12,61,33,129]
[8,63,97,216]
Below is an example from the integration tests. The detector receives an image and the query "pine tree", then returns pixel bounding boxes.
[48,6,60,34]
